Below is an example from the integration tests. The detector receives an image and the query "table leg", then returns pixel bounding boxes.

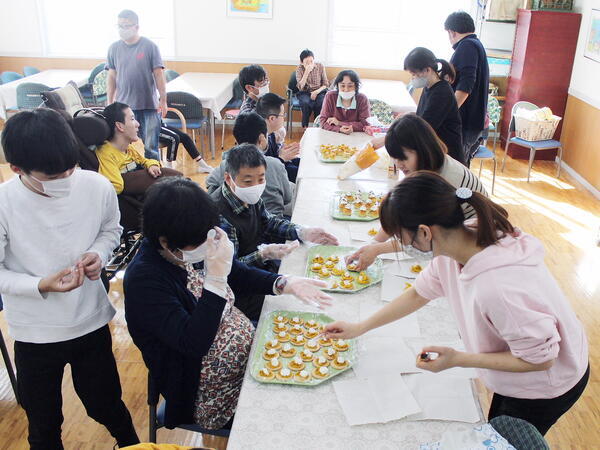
[208,110,215,160]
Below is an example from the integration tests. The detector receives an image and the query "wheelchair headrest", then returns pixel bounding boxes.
[72,113,110,148]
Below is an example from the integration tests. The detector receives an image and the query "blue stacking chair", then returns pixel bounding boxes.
[23,66,40,77]
[221,77,244,149]
[164,69,180,82]
[0,295,19,404]
[472,96,502,194]
[286,71,302,134]
[0,71,23,84]
[490,416,549,449]
[501,101,564,183]
[148,373,230,442]
[16,82,51,110]
[79,63,106,104]
[164,91,208,157]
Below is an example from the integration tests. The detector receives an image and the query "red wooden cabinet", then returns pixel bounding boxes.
[501,9,581,159]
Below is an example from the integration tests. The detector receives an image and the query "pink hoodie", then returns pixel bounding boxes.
[415,229,588,399]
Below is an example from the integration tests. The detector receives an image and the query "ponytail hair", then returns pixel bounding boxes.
[404,47,456,83]
[380,171,514,248]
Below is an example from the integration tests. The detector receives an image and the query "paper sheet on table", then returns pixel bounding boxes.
[352,336,422,377]
[403,338,478,379]
[403,373,481,423]
[333,374,421,425]
[381,267,414,302]
[348,223,378,242]
[378,252,413,261]
[359,303,421,338]
[386,258,430,279]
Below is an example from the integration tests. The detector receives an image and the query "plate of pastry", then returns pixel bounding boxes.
[305,245,383,293]
[330,190,385,222]
[317,144,359,163]
[251,310,355,386]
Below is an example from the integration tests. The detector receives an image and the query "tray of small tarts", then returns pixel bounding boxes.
[330,190,384,222]
[251,311,355,386]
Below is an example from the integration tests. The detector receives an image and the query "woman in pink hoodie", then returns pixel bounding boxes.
[324,171,589,435]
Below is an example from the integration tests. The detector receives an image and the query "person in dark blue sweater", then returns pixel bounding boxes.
[445,11,489,167]
[123,177,331,429]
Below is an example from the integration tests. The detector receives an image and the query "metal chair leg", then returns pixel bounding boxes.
[491,156,497,195]
[556,146,563,178]
[221,120,226,150]
[0,329,19,404]
[502,137,510,172]
[527,148,536,182]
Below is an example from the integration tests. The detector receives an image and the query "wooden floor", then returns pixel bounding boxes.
[1,128,599,449]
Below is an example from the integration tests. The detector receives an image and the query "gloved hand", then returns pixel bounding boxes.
[258,240,300,261]
[282,275,333,309]
[297,226,339,245]
[204,227,234,279]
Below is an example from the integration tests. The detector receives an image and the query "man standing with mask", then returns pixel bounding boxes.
[445,11,489,167]
[238,64,270,114]
[107,9,167,161]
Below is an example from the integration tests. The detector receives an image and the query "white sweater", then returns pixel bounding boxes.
[0,170,122,343]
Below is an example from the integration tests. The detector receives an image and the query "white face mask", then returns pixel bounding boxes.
[338,90,355,100]
[232,180,266,205]
[403,244,433,260]
[28,172,73,198]
[119,28,137,41]
[256,83,270,98]
[179,241,208,264]
[411,76,428,89]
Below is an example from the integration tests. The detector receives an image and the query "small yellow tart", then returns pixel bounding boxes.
[312,365,330,379]
[273,314,288,325]
[304,319,320,329]
[331,281,339,289]
[311,263,322,273]
[276,331,290,343]
[358,206,367,217]
[340,279,354,290]
[262,348,280,360]
[346,263,358,272]
[290,334,306,346]
[327,255,340,264]
[357,271,370,285]
[411,264,423,274]
[304,327,320,339]
[324,260,336,269]
[289,316,303,326]
[341,271,354,281]
[333,339,349,352]
[273,322,288,333]
[280,343,296,358]
[343,193,355,202]
[288,356,306,371]
[300,348,315,362]
[258,367,275,380]
[312,255,324,264]
[305,339,320,352]
[313,355,330,367]
[368,228,378,236]
[267,357,282,371]
[331,355,350,370]
[368,206,379,218]
[265,338,281,350]
[331,266,344,277]
[276,367,294,381]
[318,336,333,347]
[318,267,331,279]
[295,369,311,382]
[323,347,338,361]
[288,324,304,335]
[342,206,352,216]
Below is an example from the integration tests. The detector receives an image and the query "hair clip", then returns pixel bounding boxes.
[456,187,472,200]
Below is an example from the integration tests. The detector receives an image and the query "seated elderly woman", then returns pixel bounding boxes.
[319,69,371,134]
[123,177,332,430]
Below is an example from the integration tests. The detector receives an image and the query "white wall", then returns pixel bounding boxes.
[568,0,600,109]
[0,0,43,56]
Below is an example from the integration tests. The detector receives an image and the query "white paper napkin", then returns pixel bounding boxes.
[333,374,421,425]
[381,266,415,302]
[352,336,422,377]
[403,374,481,423]
[403,338,479,379]
[359,303,421,338]
[348,223,379,242]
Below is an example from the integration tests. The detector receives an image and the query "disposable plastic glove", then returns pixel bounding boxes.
[204,227,234,279]
[282,275,333,309]
[258,240,300,261]
[296,226,339,245]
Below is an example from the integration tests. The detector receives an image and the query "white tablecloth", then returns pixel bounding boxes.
[228,178,483,449]
[297,128,393,182]
[361,78,417,114]
[0,69,89,120]
[165,72,238,120]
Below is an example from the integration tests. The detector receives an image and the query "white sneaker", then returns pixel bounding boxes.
[197,159,213,173]
[163,161,173,169]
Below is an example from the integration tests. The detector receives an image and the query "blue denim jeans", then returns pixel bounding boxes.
[133,109,161,160]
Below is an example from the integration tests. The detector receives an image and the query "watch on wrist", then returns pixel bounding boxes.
[274,276,288,295]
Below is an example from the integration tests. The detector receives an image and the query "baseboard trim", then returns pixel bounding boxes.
[558,158,600,200]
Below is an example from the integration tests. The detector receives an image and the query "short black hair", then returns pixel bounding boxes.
[225,143,266,179]
[118,9,139,25]
[103,102,130,139]
[239,64,267,93]
[256,93,286,119]
[333,70,361,93]
[2,108,79,174]
[444,11,475,33]
[299,49,314,62]
[142,177,219,250]
[233,112,267,145]
[385,114,446,171]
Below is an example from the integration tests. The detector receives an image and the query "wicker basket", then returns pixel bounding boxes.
[531,0,573,11]
[515,115,562,141]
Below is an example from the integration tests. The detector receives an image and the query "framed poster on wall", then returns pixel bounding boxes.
[584,9,600,63]
[226,0,273,19]
[486,0,523,23]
